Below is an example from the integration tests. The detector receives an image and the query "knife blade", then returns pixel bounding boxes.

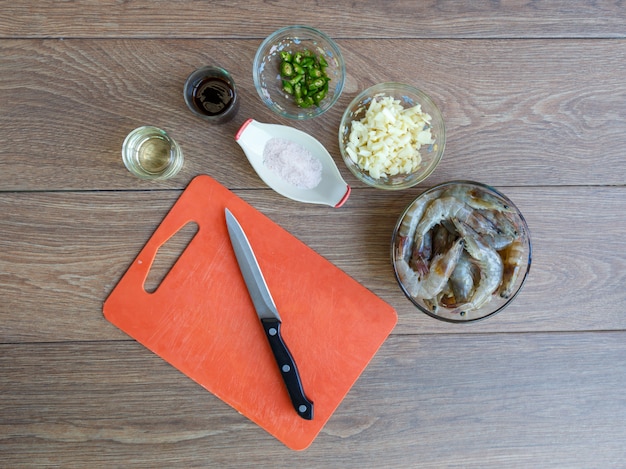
[225,208,314,420]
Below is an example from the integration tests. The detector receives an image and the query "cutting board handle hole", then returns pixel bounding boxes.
[144,221,199,293]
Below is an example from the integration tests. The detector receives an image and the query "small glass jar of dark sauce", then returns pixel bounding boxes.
[184,66,239,124]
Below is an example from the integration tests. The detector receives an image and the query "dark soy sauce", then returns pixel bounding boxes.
[184,66,239,123]
[191,77,236,118]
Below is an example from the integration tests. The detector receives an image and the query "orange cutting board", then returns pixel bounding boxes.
[103,175,397,450]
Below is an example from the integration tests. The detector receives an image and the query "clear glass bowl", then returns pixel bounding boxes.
[253,25,345,120]
[339,83,445,190]
[121,126,184,180]
[391,181,532,323]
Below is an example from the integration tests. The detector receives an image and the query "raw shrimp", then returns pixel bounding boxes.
[443,185,515,213]
[452,219,503,314]
[413,197,499,259]
[423,284,452,314]
[396,238,464,300]
[487,232,517,251]
[499,239,525,298]
[478,209,521,241]
[395,258,422,298]
[409,228,432,275]
[396,191,438,260]
[448,250,478,305]
[419,237,464,299]
[431,223,455,257]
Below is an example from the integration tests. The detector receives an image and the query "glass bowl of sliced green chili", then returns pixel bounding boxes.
[253,25,346,120]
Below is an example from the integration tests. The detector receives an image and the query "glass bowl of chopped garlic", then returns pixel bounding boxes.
[338,83,445,189]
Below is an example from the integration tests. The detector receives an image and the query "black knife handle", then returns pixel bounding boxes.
[261,318,314,420]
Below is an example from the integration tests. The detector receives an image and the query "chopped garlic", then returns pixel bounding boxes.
[346,95,435,179]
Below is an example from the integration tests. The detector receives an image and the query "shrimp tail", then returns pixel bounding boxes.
[395,258,421,297]
[499,239,524,298]
[409,229,433,275]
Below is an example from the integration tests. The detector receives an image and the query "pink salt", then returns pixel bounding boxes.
[262,138,323,190]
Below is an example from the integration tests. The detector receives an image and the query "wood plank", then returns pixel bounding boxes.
[2,186,625,342]
[1,1,625,39]
[1,39,625,191]
[2,333,625,467]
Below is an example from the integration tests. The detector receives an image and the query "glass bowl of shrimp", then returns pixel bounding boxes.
[391,181,532,322]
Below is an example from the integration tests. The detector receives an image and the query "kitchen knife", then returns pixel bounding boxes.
[225,208,314,420]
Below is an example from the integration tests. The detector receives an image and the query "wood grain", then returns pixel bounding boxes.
[1,1,625,39]
[2,185,625,343]
[1,39,625,191]
[2,333,625,468]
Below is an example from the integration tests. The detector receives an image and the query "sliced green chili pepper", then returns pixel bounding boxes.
[282,80,294,95]
[280,61,294,78]
[312,89,327,104]
[308,67,322,79]
[278,48,333,108]
[308,77,326,91]
[293,83,302,99]
[288,74,303,85]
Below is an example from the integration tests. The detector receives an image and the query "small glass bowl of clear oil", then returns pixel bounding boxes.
[122,126,184,180]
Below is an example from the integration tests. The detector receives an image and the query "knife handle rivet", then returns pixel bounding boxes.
[268,327,278,336]
[299,405,308,413]
[282,364,291,372]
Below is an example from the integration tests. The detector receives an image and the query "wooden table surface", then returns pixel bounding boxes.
[2,2,626,467]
